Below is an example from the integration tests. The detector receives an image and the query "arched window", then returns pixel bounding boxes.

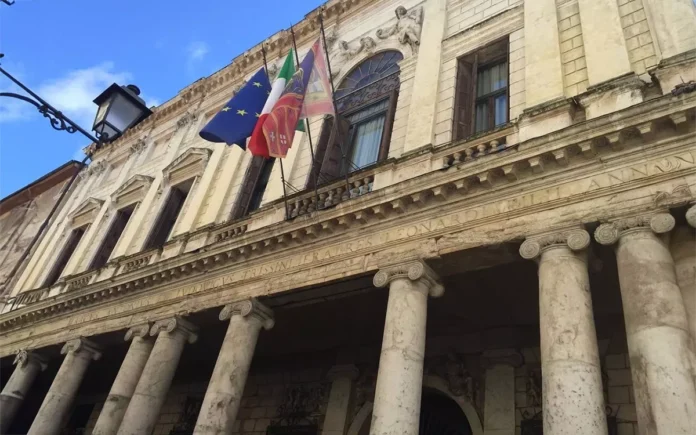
[309,51,403,188]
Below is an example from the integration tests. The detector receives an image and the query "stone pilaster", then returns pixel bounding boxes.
[595,212,696,435]
[0,350,47,433]
[641,0,696,60]
[117,317,197,435]
[322,365,360,435]
[370,260,443,435]
[520,229,608,435]
[523,0,564,108]
[672,204,696,349]
[193,299,274,435]
[28,338,101,435]
[481,350,523,435]
[92,324,154,435]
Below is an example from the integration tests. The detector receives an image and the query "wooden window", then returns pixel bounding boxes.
[453,38,509,140]
[231,156,275,219]
[44,225,88,287]
[89,203,136,269]
[144,179,193,249]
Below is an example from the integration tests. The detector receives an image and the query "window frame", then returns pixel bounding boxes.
[143,178,194,250]
[474,58,509,133]
[89,203,137,270]
[341,95,392,175]
[43,224,89,287]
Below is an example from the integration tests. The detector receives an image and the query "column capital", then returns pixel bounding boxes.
[686,203,696,228]
[519,228,590,260]
[327,364,360,381]
[61,338,102,360]
[13,349,48,370]
[481,349,524,369]
[373,260,444,297]
[219,298,274,330]
[150,316,198,343]
[595,212,675,245]
[124,323,151,341]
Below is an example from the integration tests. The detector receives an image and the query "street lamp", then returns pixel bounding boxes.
[92,84,152,142]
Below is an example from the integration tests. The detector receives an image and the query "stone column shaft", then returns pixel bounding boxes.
[370,261,443,435]
[117,317,197,435]
[322,365,359,435]
[193,299,274,435]
[0,350,47,433]
[596,213,696,435]
[675,205,696,347]
[92,324,154,435]
[27,339,101,435]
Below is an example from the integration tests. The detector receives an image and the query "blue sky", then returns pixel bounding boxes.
[0,0,324,197]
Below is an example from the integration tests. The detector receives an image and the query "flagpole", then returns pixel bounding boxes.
[319,12,353,195]
[289,23,322,212]
[261,44,291,221]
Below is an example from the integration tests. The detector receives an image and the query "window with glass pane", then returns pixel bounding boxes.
[343,99,390,174]
[475,61,508,133]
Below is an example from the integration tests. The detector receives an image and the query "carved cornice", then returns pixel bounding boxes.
[69,197,104,228]
[594,212,675,245]
[13,349,48,370]
[373,260,444,297]
[219,298,274,330]
[111,175,154,206]
[61,338,102,360]
[124,323,151,341]
[519,228,590,260]
[163,147,211,185]
[686,203,696,228]
[150,316,198,343]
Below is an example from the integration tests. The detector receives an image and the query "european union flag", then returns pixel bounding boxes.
[199,68,272,148]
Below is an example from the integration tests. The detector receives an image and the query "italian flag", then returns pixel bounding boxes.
[248,50,300,157]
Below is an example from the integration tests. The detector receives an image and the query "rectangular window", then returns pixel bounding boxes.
[44,225,88,287]
[453,38,509,140]
[247,158,275,214]
[231,156,275,219]
[144,179,193,249]
[89,203,136,269]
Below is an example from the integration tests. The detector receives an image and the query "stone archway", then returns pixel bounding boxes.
[346,375,483,435]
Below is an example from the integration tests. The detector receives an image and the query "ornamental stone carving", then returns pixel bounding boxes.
[61,338,102,360]
[686,203,696,228]
[176,110,198,130]
[13,350,47,370]
[375,5,423,53]
[219,298,275,330]
[150,316,198,343]
[124,323,151,341]
[594,212,675,245]
[373,260,444,296]
[338,36,377,61]
[129,137,149,155]
[519,228,590,260]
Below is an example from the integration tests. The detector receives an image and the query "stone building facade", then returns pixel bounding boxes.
[1,0,695,434]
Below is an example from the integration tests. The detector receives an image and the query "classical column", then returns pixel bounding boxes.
[595,213,696,435]
[673,204,696,346]
[117,317,197,435]
[193,299,274,435]
[481,350,523,435]
[28,338,101,435]
[322,365,360,435]
[520,229,608,435]
[370,260,444,435]
[92,324,154,435]
[0,350,47,433]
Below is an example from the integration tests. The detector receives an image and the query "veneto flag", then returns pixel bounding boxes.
[248,50,301,157]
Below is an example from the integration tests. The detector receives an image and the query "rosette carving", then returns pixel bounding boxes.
[124,323,151,341]
[373,260,444,297]
[61,338,102,360]
[219,298,275,330]
[594,213,675,245]
[519,229,590,260]
[13,349,48,370]
[150,316,198,343]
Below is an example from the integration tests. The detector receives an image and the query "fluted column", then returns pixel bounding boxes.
[193,299,274,435]
[117,317,198,435]
[520,229,608,435]
[92,324,154,435]
[0,350,47,433]
[673,204,696,347]
[595,213,696,435]
[370,260,444,435]
[28,338,101,435]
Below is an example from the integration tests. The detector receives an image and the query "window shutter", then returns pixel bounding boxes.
[453,57,477,140]
[231,155,267,219]
[320,115,351,184]
[307,116,334,190]
[378,89,399,161]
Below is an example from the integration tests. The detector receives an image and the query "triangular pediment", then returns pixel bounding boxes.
[69,198,104,227]
[163,147,211,185]
[111,175,154,206]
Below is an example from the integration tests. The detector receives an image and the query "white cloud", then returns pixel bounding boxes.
[186,41,210,62]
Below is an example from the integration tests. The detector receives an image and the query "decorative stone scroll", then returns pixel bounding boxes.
[519,228,590,260]
[219,298,275,330]
[373,260,444,297]
[338,36,377,61]
[61,338,102,360]
[375,5,423,53]
[594,212,675,245]
[129,137,149,155]
[150,316,198,343]
[124,323,151,341]
[13,349,47,370]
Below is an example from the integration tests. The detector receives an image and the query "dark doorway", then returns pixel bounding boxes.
[419,389,472,435]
